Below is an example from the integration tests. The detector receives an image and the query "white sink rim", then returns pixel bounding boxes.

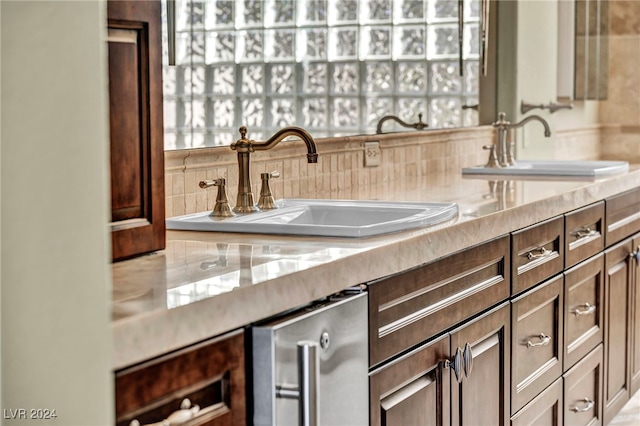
[166,199,459,238]
[462,160,629,177]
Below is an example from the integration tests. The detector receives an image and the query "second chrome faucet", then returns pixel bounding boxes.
[201,126,318,216]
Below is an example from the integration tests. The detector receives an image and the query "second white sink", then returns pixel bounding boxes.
[462,160,629,177]
[166,199,459,238]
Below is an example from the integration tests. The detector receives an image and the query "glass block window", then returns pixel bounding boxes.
[162,0,480,149]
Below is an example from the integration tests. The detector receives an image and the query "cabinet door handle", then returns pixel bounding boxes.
[463,343,473,378]
[445,347,465,383]
[630,247,640,263]
[526,333,551,348]
[526,247,552,260]
[570,397,595,413]
[572,303,596,316]
[129,398,200,426]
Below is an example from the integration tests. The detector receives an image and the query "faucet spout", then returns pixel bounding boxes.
[376,113,428,134]
[508,114,551,137]
[247,126,318,163]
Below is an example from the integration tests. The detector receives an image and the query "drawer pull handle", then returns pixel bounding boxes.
[526,247,552,260]
[573,303,596,316]
[129,399,200,426]
[527,333,551,348]
[463,343,473,378]
[444,347,465,383]
[573,227,597,239]
[571,397,595,413]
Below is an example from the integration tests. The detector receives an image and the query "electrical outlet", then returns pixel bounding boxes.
[364,141,381,167]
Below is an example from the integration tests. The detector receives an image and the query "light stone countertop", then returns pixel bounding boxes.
[112,167,640,369]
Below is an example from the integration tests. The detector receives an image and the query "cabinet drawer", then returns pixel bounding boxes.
[511,275,563,414]
[564,253,604,371]
[605,187,640,247]
[512,216,564,295]
[115,329,246,426]
[510,378,563,426]
[368,235,510,367]
[563,344,603,426]
[565,202,605,269]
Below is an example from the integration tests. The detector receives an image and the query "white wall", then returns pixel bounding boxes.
[1,1,113,424]
[497,0,601,159]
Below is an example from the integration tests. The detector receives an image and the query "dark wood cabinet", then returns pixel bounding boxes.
[107,0,165,261]
[565,202,605,269]
[604,187,640,247]
[563,344,603,426]
[564,253,604,371]
[510,378,563,426]
[369,334,450,426]
[603,239,633,424]
[368,235,510,367]
[511,216,564,295]
[511,275,563,414]
[451,303,511,426]
[629,233,640,396]
[370,303,511,426]
[115,330,246,426]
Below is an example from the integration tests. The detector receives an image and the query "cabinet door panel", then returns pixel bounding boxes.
[564,344,603,426]
[510,378,563,426]
[451,303,511,426]
[381,376,438,426]
[511,275,563,414]
[564,253,604,371]
[370,334,450,426]
[108,0,165,261]
[631,233,640,395]
[603,240,632,424]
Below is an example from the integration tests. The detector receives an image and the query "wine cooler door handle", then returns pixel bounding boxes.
[297,341,319,426]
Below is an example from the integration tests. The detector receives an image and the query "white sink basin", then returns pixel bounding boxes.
[462,160,629,177]
[166,199,459,238]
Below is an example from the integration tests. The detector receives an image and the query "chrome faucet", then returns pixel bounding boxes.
[376,113,428,134]
[230,126,318,213]
[492,112,551,167]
